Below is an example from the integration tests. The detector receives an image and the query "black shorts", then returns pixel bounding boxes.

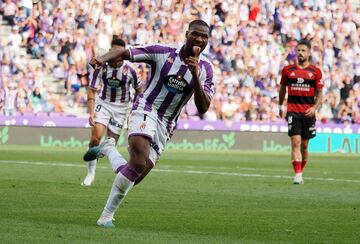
[287,116,316,139]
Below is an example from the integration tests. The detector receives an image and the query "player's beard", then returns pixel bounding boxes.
[297,56,307,64]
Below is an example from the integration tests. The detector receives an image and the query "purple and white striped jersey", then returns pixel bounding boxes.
[89,61,141,106]
[129,44,214,131]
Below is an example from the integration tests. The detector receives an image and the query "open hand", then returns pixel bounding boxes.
[305,106,316,117]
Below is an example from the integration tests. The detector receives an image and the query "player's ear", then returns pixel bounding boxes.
[185,31,189,38]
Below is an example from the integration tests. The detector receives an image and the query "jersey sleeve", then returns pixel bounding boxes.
[199,60,215,101]
[280,67,287,85]
[88,66,102,90]
[129,44,173,63]
[315,68,324,89]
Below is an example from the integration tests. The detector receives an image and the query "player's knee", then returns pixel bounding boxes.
[292,140,301,148]
[130,140,149,160]
[128,136,150,173]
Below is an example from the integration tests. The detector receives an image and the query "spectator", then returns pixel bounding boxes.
[3,82,17,116]
[1,0,17,26]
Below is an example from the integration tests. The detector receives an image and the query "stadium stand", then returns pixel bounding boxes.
[0,0,359,124]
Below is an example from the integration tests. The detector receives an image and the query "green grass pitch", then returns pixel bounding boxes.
[0,145,359,243]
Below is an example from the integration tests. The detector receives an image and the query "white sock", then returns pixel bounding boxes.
[103,146,127,173]
[100,172,134,220]
[87,159,97,175]
[295,172,303,177]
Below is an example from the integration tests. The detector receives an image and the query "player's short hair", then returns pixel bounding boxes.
[297,39,311,49]
[111,38,126,47]
[188,19,210,31]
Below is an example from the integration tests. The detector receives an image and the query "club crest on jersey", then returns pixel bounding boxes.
[167,56,174,64]
[164,75,189,94]
[308,72,313,78]
[297,78,304,84]
[290,72,296,76]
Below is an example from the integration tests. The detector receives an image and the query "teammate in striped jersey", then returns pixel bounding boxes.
[279,39,324,185]
[84,19,214,227]
[81,38,142,186]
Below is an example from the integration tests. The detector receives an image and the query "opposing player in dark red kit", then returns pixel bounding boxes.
[279,40,323,184]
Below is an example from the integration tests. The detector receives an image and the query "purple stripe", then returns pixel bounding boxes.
[110,69,118,102]
[120,66,128,103]
[145,52,177,112]
[90,68,100,88]
[119,164,141,182]
[115,164,126,174]
[157,64,188,120]
[157,94,175,121]
[132,93,143,111]
[199,60,214,94]
[166,94,193,132]
[145,60,156,89]
[101,65,108,100]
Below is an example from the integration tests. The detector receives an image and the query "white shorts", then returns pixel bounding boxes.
[127,111,170,164]
[94,98,129,135]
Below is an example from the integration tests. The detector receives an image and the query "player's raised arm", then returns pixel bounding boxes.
[90,47,131,68]
[186,46,211,114]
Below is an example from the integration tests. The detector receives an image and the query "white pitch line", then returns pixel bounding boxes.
[0,160,359,183]
[154,169,360,183]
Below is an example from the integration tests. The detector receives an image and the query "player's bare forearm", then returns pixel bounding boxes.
[314,88,323,109]
[193,77,210,114]
[278,84,287,118]
[279,84,286,106]
[96,48,130,64]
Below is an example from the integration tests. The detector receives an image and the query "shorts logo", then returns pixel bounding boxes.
[140,122,146,130]
[288,116,293,124]
[167,56,174,64]
[109,118,122,128]
[164,75,189,94]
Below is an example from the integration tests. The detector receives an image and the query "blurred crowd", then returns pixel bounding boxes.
[0,0,359,125]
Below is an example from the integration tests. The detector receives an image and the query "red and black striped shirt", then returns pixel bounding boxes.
[280,64,323,118]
